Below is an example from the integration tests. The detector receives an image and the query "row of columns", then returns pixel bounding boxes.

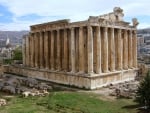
[23,26,137,75]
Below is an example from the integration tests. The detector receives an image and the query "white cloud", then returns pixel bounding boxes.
[0,0,150,30]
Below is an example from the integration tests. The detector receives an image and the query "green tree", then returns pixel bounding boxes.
[13,48,22,60]
[136,71,150,109]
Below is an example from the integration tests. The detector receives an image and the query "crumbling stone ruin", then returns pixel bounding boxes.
[109,80,139,99]
[0,74,53,95]
[6,7,138,89]
[0,99,6,106]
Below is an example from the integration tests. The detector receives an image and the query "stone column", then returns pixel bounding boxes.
[50,31,54,70]
[44,31,49,69]
[31,34,34,67]
[34,32,38,68]
[28,35,31,67]
[25,35,29,66]
[22,36,26,66]
[70,28,76,72]
[33,34,36,67]
[57,30,61,70]
[117,29,123,70]
[133,30,137,68]
[103,27,108,73]
[110,28,115,71]
[79,27,85,73]
[123,30,128,69]
[95,26,101,73]
[128,30,133,68]
[87,26,93,74]
[39,32,44,68]
[64,29,68,71]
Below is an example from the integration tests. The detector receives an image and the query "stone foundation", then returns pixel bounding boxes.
[4,65,137,89]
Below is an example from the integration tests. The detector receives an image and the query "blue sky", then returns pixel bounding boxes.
[0,0,149,31]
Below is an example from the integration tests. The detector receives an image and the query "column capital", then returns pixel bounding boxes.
[129,29,133,33]
[111,27,114,31]
[118,29,121,33]
[79,26,83,29]
[133,30,137,34]
[88,25,92,30]
[56,29,60,32]
[104,27,108,32]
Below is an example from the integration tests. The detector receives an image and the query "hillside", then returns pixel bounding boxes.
[0,31,29,45]
[137,28,150,34]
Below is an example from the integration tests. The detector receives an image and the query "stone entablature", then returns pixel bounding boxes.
[22,7,138,89]
[30,18,134,33]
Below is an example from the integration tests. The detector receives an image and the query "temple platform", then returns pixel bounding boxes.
[4,65,138,89]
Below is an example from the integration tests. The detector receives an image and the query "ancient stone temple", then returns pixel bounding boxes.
[19,7,138,89]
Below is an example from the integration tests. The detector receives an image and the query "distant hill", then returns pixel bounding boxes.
[0,31,29,45]
[137,28,150,34]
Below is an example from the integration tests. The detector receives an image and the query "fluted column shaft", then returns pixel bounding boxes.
[25,36,29,66]
[22,36,26,66]
[63,29,68,71]
[50,31,54,70]
[103,27,108,73]
[110,28,115,71]
[133,30,137,68]
[39,32,44,68]
[128,30,133,68]
[79,27,85,73]
[44,31,49,69]
[117,29,123,70]
[35,33,39,68]
[123,30,128,69]
[31,34,34,67]
[33,34,36,67]
[87,26,93,74]
[57,30,61,70]
[95,26,101,73]
[71,28,76,72]
[28,36,31,67]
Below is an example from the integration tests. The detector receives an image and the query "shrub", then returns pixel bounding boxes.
[136,71,150,109]
[13,48,22,60]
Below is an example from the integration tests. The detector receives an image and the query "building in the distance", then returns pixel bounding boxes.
[8,7,138,89]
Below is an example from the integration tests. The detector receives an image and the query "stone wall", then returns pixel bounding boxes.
[4,65,137,89]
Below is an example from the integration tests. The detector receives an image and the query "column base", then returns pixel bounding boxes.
[77,71,85,74]
[103,70,109,73]
[123,66,128,70]
[110,69,115,72]
[50,68,55,71]
[67,71,76,75]
[117,68,123,71]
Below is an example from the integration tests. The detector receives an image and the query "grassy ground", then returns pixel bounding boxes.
[0,91,138,113]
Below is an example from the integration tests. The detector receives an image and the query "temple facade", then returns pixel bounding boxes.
[21,7,138,89]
